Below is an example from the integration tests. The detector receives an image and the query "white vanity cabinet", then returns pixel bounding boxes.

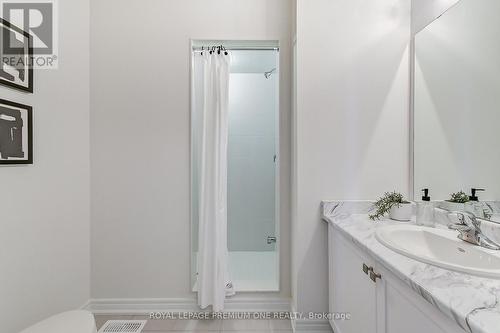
[328,225,378,333]
[328,225,466,333]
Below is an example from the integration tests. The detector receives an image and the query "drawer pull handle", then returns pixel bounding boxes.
[370,271,382,282]
[362,263,373,275]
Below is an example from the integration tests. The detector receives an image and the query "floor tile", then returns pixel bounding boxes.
[221,319,271,331]
[143,331,219,333]
[171,319,222,331]
[141,331,219,333]
[222,331,271,333]
[269,319,292,330]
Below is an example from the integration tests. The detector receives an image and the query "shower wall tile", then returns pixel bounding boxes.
[227,73,278,252]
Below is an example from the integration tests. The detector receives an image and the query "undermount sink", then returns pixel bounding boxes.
[375,225,500,279]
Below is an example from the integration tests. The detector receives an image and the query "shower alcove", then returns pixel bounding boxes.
[190,40,280,292]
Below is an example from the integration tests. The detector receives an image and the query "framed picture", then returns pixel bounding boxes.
[0,99,33,165]
[0,18,33,93]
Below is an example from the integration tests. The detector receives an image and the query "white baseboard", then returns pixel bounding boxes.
[224,297,291,312]
[80,299,91,310]
[290,305,333,333]
[85,298,198,314]
[85,297,291,315]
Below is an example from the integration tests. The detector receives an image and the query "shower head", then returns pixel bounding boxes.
[264,68,277,79]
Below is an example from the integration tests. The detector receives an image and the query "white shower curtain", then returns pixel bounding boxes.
[197,51,234,312]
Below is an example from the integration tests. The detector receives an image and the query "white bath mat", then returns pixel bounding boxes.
[98,320,146,333]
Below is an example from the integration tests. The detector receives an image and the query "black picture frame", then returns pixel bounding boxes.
[0,98,33,165]
[0,18,34,93]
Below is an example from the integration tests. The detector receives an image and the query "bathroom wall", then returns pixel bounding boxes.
[90,0,292,300]
[294,0,411,317]
[0,0,90,332]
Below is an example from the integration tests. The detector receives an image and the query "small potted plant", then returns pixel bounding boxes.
[370,191,412,221]
[440,191,492,220]
[449,191,470,203]
[439,191,469,212]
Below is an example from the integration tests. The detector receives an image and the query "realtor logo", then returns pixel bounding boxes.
[1,0,58,69]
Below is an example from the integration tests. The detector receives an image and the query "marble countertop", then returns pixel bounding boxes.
[322,201,500,333]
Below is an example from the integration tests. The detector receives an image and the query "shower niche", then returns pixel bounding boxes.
[190,41,280,292]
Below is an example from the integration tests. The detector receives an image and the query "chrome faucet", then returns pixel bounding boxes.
[447,211,500,250]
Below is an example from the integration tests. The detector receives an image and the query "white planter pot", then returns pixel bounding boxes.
[389,203,413,222]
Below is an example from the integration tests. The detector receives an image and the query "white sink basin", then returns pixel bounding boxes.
[376,225,500,279]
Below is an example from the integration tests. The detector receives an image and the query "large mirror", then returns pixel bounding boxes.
[414,0,500,221]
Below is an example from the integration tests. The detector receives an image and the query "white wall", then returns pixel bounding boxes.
[0,0,90,332]
[90,0,292,300]
[414,0,500,200]
[294,0,410,315]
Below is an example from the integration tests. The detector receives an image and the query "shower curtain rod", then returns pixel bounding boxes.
[192,47,279,52]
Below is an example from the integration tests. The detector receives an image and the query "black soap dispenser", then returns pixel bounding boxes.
[422,188,431,201]
[416,188,434,226]
[469,188,485,201]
